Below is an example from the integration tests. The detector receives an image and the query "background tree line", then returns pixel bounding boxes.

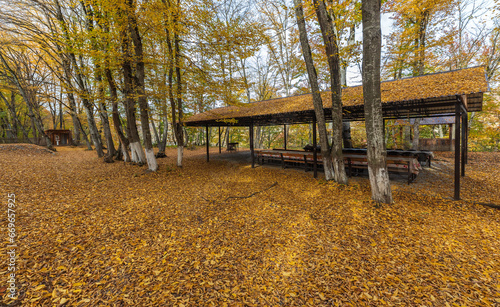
[0,0,498,201]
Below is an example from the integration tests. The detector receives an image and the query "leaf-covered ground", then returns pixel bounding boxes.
[1,145,499,306]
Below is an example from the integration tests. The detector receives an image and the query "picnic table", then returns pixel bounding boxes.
[227,142,239,151]
[256,149,423,184]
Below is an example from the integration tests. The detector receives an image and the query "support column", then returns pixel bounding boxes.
[465,114,469,164]
[454,102,461,200]
[461,111,466,176]
[313,116,318,178]
[218,126,221,154]
[383,119,386,149]
[449,124,453,151]
[206,125,209,162]
[284,124,287,150]
[250,123,255,168]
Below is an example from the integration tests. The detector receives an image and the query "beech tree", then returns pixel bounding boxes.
[0,46,54,150]
[294,0,337,181]
[313,0,348,184]
[362,0,393,204]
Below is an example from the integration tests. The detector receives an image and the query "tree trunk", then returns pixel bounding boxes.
[294,0,334,180]
[59,100,63,129]
[314,0,348,184]
[0,53,52,149]
[343,122,353,148]
[81,99,104,156]
[96,70,116,160]
[412,118,421,150]
[128,1,158,171]
[255,126,262,149]
[438,124,444,138]
[120,21,146,165]
[83,2,114,159]
[362,0,392,204]
[59,54,89,148]
[165,0,184,167]
[30,116,37,141]
[404,125,411,149]
[152,117,160,146]
[54,0,102,155]
[157,116,168,158]
[0,92,30,142]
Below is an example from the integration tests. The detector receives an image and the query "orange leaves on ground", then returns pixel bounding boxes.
[0,145,499,306]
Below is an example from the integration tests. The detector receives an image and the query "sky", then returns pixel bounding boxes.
[345,13,394,86]
[345,0,497,86]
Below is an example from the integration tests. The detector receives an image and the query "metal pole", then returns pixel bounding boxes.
[250,123,255,168]
[454,102,461,200]
[461,111,466,176]
[284,124,287,150]
[206,125,209,162]
[449,124,453,151]
[465,113,469,164]
[313,116,317,178]
[382,119,386,149]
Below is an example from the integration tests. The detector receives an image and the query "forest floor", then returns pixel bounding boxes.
[0,145,499,306]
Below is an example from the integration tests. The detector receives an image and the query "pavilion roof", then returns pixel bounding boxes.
[185,66,488,127]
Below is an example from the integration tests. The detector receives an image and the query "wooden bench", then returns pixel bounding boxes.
[344,155,418,184]
[256,150,281,165]
[304,154,323,172]
[386,158,417,184]
[280,153,307,170]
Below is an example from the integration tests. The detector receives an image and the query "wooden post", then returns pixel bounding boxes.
[461,111,466,176]
[250,123,255,168]
[313,116,317,178]
[206,125,209,162]
[284,124,287,150]
[454,102,461,200]
[218,126,221,154]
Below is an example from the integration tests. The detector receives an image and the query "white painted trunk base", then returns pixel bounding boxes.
[131,146,138,162]
[177,146,184,167]
[333,158,348,184]
[323,160,334,181]
[368,166,392,203]
[130,142,146,164]
[122,143,130,162]
[145,148,158,171]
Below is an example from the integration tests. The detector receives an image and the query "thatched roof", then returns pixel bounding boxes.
[185,66,488,127]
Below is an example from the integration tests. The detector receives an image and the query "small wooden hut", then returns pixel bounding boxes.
[45,129,72,146]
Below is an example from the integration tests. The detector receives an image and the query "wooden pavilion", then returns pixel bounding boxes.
[185,66,489,200]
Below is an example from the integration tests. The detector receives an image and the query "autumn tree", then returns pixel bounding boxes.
[0,45,54,150]
[313,0,348,184]
[294,0,338,181]
[362,0,392,204]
